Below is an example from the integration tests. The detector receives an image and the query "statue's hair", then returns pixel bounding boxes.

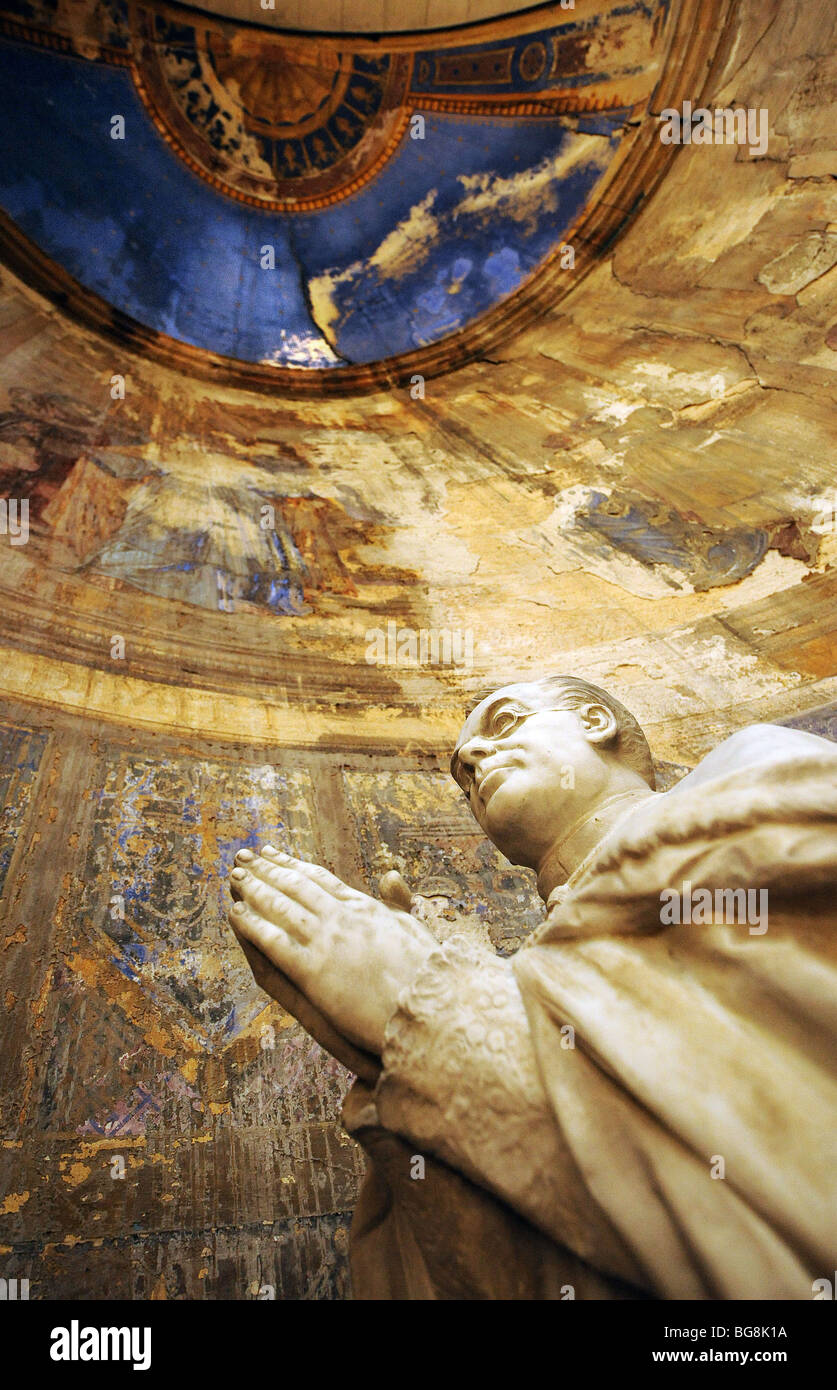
[464,674,656,790]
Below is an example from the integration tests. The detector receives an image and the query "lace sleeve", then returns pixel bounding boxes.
[372,932,609,1262]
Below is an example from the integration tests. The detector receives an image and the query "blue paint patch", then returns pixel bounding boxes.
[302,114,621,362]
[580,490,770,590]
[779,701,837,743]
[0,42,331,364]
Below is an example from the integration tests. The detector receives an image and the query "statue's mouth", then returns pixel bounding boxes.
[477,766,510,806]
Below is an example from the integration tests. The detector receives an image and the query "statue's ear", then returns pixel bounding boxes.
[580,702,618,747]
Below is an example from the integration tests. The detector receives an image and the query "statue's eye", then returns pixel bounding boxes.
[492,708,521,737]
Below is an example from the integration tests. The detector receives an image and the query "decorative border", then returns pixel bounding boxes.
[0,14,130,63]
[129,46,415,212]
[414,91,638,118]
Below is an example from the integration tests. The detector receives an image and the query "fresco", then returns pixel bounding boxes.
[1,729,363,1299]
[578,489,777,593]
[0,384,420,618]
[80,754,319,1046]
[0,723,48,896]
[0,0,670,370]
[135,14,413,209]
[87,468,314,616]
[410,9,662,104]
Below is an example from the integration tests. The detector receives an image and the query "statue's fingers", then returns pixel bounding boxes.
[230,866,312,941]
[248,839,355,906]
[378,870,414,911]
[236,856,330,916]
[236,853,329,913]
[257,845,360,902]
[229,899,305,968]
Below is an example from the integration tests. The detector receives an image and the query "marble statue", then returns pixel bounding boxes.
[228,676,837,1299]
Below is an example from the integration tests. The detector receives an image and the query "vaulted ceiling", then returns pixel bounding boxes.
[1,0,835,1314]
[0,0,729,393]
[0,0,834,761]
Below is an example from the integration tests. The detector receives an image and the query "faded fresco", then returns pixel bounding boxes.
[0,0,669,369]
[1,729,363,1298]
[0,0,835,1307]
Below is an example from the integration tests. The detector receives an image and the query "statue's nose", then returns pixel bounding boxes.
[458,734,493,771]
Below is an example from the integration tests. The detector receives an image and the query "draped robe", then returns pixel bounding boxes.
[343,725,837,1299]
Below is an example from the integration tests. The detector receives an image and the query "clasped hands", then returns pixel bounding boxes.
[228,846,437,1062]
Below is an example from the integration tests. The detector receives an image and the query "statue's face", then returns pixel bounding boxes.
[450,682,617,868]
